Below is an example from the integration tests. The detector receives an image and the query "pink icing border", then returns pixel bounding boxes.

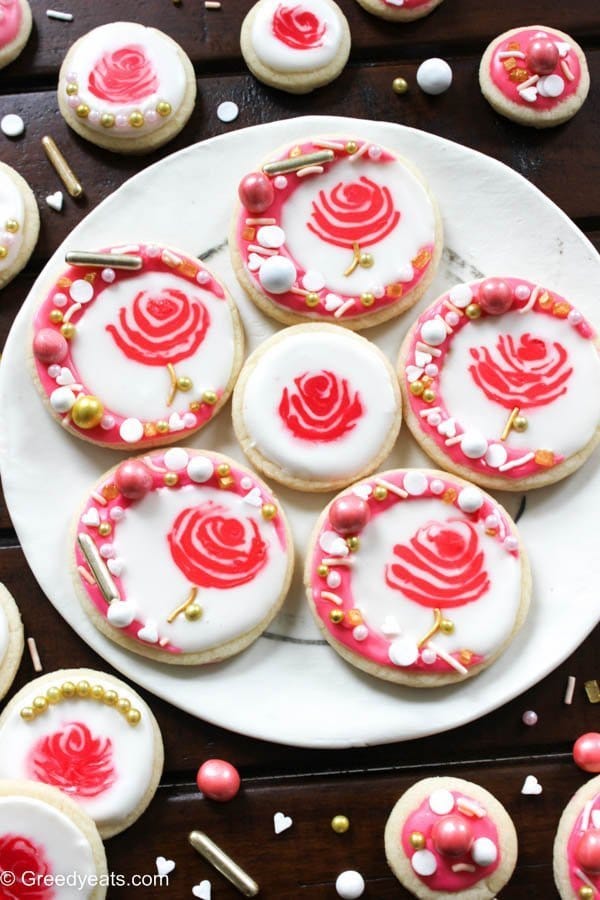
[489,28,582,111]
[74,450,289,656]
[401,790,500,890]
[32,244,229,449]
[235,138,436,321]
[308,469,519,674]
[403,277,597,481]
[567,791,600,896]
[0,0,22,51]
[384,0,432,9]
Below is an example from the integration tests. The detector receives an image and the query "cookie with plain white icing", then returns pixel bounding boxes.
[479,26,589,128]
[553,774,600,900]
[385,777,518,898]
[398,277,600,491]
[240,0,350,94]
[72,449,294,665]
[230,136,442,329]
[0,779,107,899]
[232,323,402,491]
[0,584,24,701]
[0,161,39,291]
[0,0,32,70]
[0,668,163,838]
[57,22,196,154]
[304,468,530,687]
[354,0,444,24]
[30,243,244,450]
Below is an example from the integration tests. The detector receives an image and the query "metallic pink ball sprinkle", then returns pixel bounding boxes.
[115,460,153,500]
[33,328,68,364]
[522,710,538,726]
[576,830,600,873]
[479,279,513,315]
[329,495,370,534]
[573,732,600,773]
[238,172,275,214]
[196,759,241,802]
[432,815,474,857]
[568,309,583,325]
[527,38,560,75]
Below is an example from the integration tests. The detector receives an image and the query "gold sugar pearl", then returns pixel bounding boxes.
[359,252,373,268]
[305,292,320,308]
[5,219,19,233]
[422,388,436,403]
[60,322,76,339]
[65,82,78,96]
[127,708,142,726]
[0,247,7,259]
[20,707,35,721]
[129,111,144,128]
[164,472,179,487]
[156,101,171,117]
[410,831,426,850]
[156,420,169,434]
[317,564,329,578]
[202,390,218,406]
[103,690,118,706]
[465,303,481,320]
[392,77,409,95]
[101,113,115,129]
[262,503,277,521]
[33,696,48,713]
[98,522,112,537]
[177,375,193,392]
[49,309,63,324]
[579,887,594,900]
[373,485,388,501]
[331,815,350,834]
[513,415,528,432]
[91,685,105,701]
[410,381,425,397]
[216,463,231,477]
[189,401,201,413]
[360,292,375,307]
[346,536,360,552]
[76,680,91,697]
[61,681,76,698]
[440,618,455,635]
[76,104,90,118]
[117,697,131,715]
[46,687,61,704]
[184,603,203,622]
[329,609,344,624]
[346,141,358,154]
[71,395,103,429]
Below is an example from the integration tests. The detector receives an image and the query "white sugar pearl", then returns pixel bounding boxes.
[515,284,531,301]
[335,870,365,899]
[430,479,445,494]
[429,788,455,815]
[164,448,189,471]
[485,444,508,468]
[461,430,488,459]
[187,456,214,483]
[327,571,342,589]
[421,647,437,664]
[69,279,94,304]
[472,836,498,867]
[504,535,518,551]
[388,636,419,667]
[53,292,68,307]
[353,625,368,641]
[101,268,115,283]
[417,58,453,95]
[449,284,473,308]
[458,487,484,513]
[274,175,287,189]
[403,471,428,496]
[257,225,285,249]
[411,849,437,876]
[421,319,447,346]
[217,100,239,123]
[1,113,24,137]
[259,255,296,294]
[119,418,144,444]
[50,387,75,413]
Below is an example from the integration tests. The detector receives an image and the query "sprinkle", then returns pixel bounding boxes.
[374,478,408,499]
[564,675,576,705]
[1,114,25,138]
[498,50,526,59]
[444,433,464,447]
[313,139,345,151]
[334,299,355,318]
[290,286,309,297]
[419,406,441,417]
[41,135,83,198]
[517,73,540,91]
[521,775,542,795]
[321,591,343,606]
[500,406,520,441]
[45,191,63,212]
[77,565,95,585]
[245,218,276,225]
[62,302,81,323]
[575,868,595,890]
[158,637,170,647]
[321,557,355,567]
[451,863,476,873]
[522,710,538,726]
[443,299,463,317]
[189,831,259,897]
[247,244,277,256]
[498,452,535,472]
[204,0,221,7]
[348,143,370,163]
[582,800,593,832]
[456,798,486,818]
[427,641,468,675]
[416,341,442,357]
[91,491,107,506]
[27,637,43,672]
[518,285,540,314]
[263,150,334,176]
[296,165,324,178]
[143,456,168,473]
[77,533,120,603]
[217,101,239,123]
[46,8,73,20]
[584,680,600,703]
[561,59,574,81]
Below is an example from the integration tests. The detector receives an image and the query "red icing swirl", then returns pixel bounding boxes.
[106,287,209,366]
[88,44,159,103]
[278,370,363,441]
[385,519,489,609]
[168,502,269,589]
[27,722,115,799]
[271,4,326,49]
[308,176,400,249]
[0,834,53,899]
[469,333,572,409]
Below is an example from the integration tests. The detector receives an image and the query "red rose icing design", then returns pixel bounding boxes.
[272,4,326,49]
[469,333,572,409]
[106,288,210,367]
[278,370,363,441]
[28,722,115,799]
[308,177,401,249]
[168,501,268,589]
[88,44,159,104]
[0,834,53,899]
[385,519,490,609]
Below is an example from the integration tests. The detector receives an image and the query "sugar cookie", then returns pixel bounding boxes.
[554,774,600,899]
[398,277,600,490]
[0,161,39,291]
[0,584,24,701]
[0,0,32,70]
[354,0,444,24]
[305,468,530,686]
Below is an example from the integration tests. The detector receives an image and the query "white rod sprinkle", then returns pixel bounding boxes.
[445,434,464,447]
[77,565,95,586]
[91,491,107,506]
[519,285,540,314]
[375,478,408,499]
[561,59,575,81]
[313,139,345,151]
[457,798,486,818]
[416,341,442,357]
[204,0,221,7]
[247,244,277,257]
[518,74,540,92]
[564,675,576,705]
[348,143,370,163]
[321,557,355,567]
[245,218,276,226]
[27,637,43,672]
[575,868,595,890]
[321,591,343,606]
[498,452,535,472]
[581,800,593,832]
[498,50,526,59]
[62,302,81,323]
[334,299,355,318]
[452,864,476,873]
[46,9,73,21]
[427,641,468,675]
[297,165,324,178]
[419,406,441,417]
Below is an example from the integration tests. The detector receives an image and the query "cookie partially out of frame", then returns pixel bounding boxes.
[553,774,600,899]
[354,0,444,24]
[0,583,24,700]
[0,161,39,291]
[0,0,32,70]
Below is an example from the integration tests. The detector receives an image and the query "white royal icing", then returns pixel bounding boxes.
[0,168,24,272]
[251,0,343,73]
[241,329,398,481]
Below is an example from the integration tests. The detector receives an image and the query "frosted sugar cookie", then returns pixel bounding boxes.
[58,22,196,153]
[30,243,244,449]
[240,0,351,94]
[480,26,589,128]
[554,775,600,900]
[231,136,442,329]
[0,161,39,291]
[385,777,518,898]
[232,324,402,491]
[0,668,163,838]
[0,584,24,700]
[398,277,600,490]
[305,469,530,686]
[73,449,294,665]
[0,779,107,899]
[354,0,444,24]
[0,0,32,70]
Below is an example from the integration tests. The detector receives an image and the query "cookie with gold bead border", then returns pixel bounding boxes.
[0,779,108,898]
[0,161,39,291]
[0,584,24,701]
[0,0,32,70]
[385,776,518,899]
[57,22,196,154]
[397,277,600,491]
[0,668,163,839]
[553,774,600,900]
[353,0,444,24]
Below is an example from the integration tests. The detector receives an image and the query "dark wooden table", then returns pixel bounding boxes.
[1,2,599,897]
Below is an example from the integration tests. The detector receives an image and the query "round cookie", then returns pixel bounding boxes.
[0,584,24,700]
[304,468,530,686]
[554,774,600,899]
[398,277,600,491]
[354,0,444,24]
[230,136,442,329]
[385,776,518,898]
[232,324,402,492]
[240,0,351,94]
[0,0,32,70]
[479,26,589,128]
[0,779,107,899]
[0,161,39,291]
[58,22,196,154]
[30,243,244,450]
[73,449,294,665]
[0,668,164,838]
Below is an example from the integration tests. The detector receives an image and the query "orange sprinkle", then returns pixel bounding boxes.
[179,261,198,279]
[442,488,457,504]
[101,483,119,501]
[507,41,521,50]
[219,476,235,489]
[538,291,553,309]
[420,375,433,387]
[189,401,201,412]
[144,423,157,437]
[552,301,570,318]
[289,146,302,157]
[459,649,473,665]
[534,449,555,468]
[503,57,517,72]
[412,249,432,269]
[242,226,256,241]
[485,528,498,537]
[83,271,96,283]
[387,283,404,298]
[57,277,72,288]
[509,67,529,83]
[347,609,363,627]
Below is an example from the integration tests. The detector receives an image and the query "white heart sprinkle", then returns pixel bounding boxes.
[324,293,343,311]
[55,367,75,386]
[274,812,293,834]
[415,350,432,368]
[397,264,414,283]
[257,225,285,249]
[164,448,189,471]
[168,412,185,432]
[352,483,372,500]
[437,418,456,438]
[155,857,175,877]
[107,558,124,576]
[319,531,349,557]
[137,620,159,644]
[521,775,542,795]
[187,456,214,483]
[69,279,94,304]
[45,191,63,212]
[119,418,144,444]
[381,615,402,636]
[192,880,211,900]
[555,41,571,57]
[247,253,263,272]
[520,86,538,103]
[405,365,424,383]
[81,508,100,527]
[243,487,262,507]
[107,599,136,628]
[302,270,325,292]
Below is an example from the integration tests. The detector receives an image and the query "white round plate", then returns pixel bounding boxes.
[1,116,598,748]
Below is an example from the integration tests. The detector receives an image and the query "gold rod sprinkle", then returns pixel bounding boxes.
[188,831,259,898]
[167,587,198,624]
[41,135,83,198]
[343,241,361,277]
[65,251,143,270]
[263,150,334,176]
[501,406,520,441]
[166,363,178,407]
[417,608,442,649]
[77,533,120,605]
[584,680,600,704]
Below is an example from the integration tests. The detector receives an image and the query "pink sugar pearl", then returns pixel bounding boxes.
[196,759,241,802]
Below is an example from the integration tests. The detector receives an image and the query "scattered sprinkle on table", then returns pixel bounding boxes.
[41,135,83,198]
[1,114,24,138]
[564,674,576,705]
[45,191,63,212]
[26,637,42,672]
[46,9,73,21]
[585,680,600,703]
[205,1,221,8]
[417,58,453,95]
[335,870,365,899]
[217,101,239,123]
[521,774,543,795]
[522,709,538,726]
